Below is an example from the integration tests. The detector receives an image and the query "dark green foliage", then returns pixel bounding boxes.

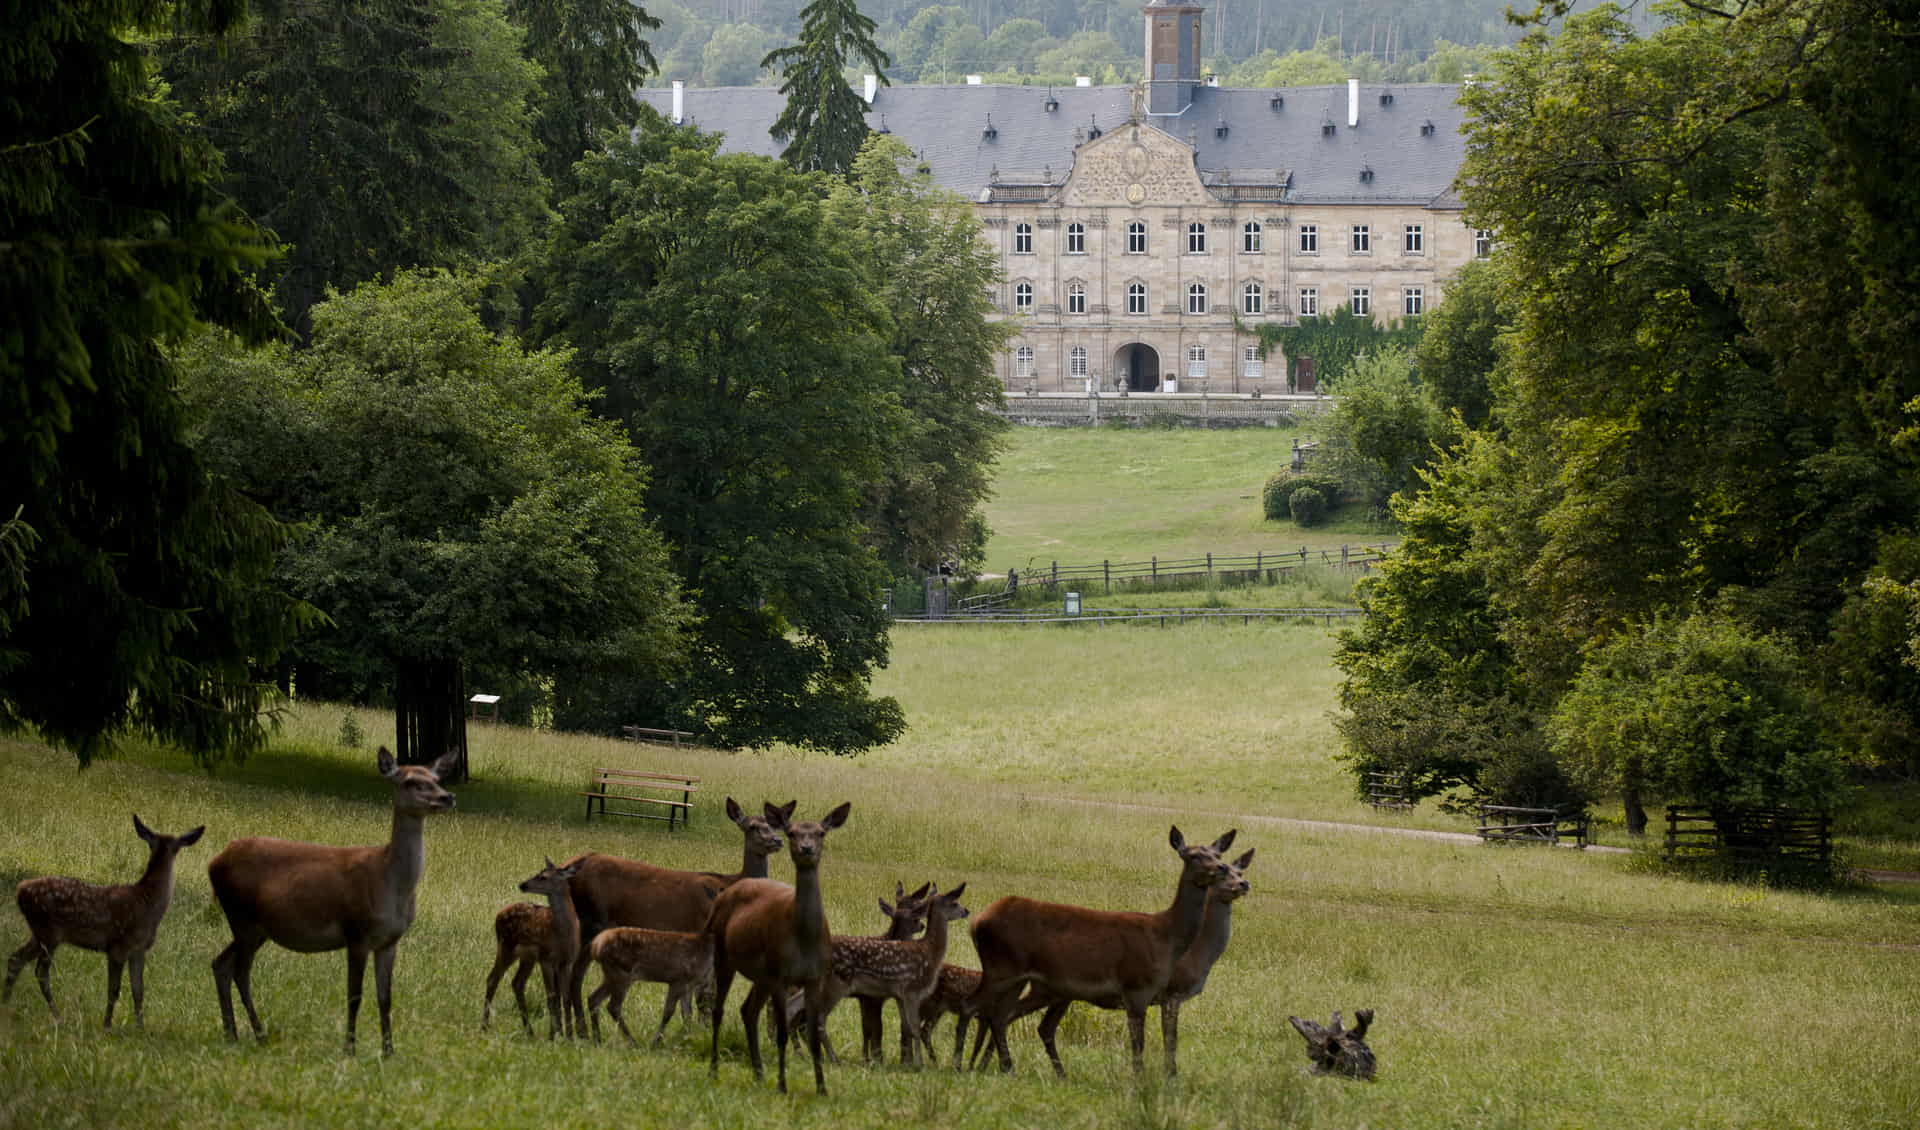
[1316,344,1459,508]
[180,270,688,760]
[155,0,548,336]
[1256,305,1425,391]
[1262,472,1344,521]
[536,111,906,753]
[1,0,313,766]
[503,0,661,192]
[1288,486,1329,527]
[762,0,890,175]
[1413,259,1508,430]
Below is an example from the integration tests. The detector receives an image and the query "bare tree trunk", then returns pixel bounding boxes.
[394,657,468,783]
[1622,782,1648,837]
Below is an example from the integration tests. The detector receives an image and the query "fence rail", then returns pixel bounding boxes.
[998,544,1396,595]
[1365,771,1414,812]
[1476,804,1590,848]
[895,607,1362,627]
[1663,805,1831,868]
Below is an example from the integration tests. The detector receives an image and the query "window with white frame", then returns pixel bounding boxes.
[1187,282,1208,315]
[1066,222,1086,254]
[1404,224,1424,254]
[1187,222,1208,254]
[1014,223,1034,255]
[1298,223,1318,254]
[1242,344,1262,379]
[1350,286,1371,317]
[1242,281,1263,315]
[1243,220,1263,253]
[1351,224,1371,254]
[1403,287,1424,316]
[1013,281,1034,312]
[1298,286,1319,316]
[1474,228,1494,258]
[1127,281,1147,314]
[1186,344,1207,379]
[1067,282,1086,314]
[1127,221,1147,254]
[1015,346,1035,378]
[1070,346,1089,378]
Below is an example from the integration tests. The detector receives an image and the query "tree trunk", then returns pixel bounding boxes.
[393,656,468,783]
[1622,782,1648,837]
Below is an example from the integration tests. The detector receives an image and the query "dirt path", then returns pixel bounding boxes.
[1022,793,1920,882]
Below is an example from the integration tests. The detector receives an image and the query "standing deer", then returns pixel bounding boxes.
[563,796,783,1011]
[970,826,1235,1077]
[1289,1009,1377,1080]
[481,859,583,1038]
[705,800,851,1095]
[4,815,204,1028]
[982,847,1256,1070]
[583,925,712,1047]
[788,880,931,1064]
[801,883,969,1069]
[208,747,457,1055]
[918,962,993,1069]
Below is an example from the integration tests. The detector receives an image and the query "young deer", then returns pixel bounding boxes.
[1289,1009,1377,1080]
[481,859,583,1038]
[987,847,1256,1070]
[208,747,457,1055]
[583,925,712,1047]
[789,880,932,1064]
[970,826,1235,1077]
[4,815,205,1028]
[919,962,993,1069]
[562,796,783,1012]
[705,800,851,1095]
[807,883,969,1069]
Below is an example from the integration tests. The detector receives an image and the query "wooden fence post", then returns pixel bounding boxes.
[1152,555,1157,581]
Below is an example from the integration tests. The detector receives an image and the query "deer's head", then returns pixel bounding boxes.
[132,813,204,862]
[879,880,933,938]
[927,883,970,926]
[1212,848,1255,903]
[377,746,458,815]
[519,857,579,898]
[1169,826,1237,890]
[728,796,785,860]
[1289,1009,1376,1080]
[765,800,849,869]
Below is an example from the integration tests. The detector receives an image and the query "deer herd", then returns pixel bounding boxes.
[5,746,1378,1094]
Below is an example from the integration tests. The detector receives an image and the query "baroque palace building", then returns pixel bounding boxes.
[636,2,1483,395]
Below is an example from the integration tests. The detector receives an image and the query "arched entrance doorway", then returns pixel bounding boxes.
[1112,343,1161,392]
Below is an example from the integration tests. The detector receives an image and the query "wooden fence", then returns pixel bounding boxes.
[1476,804,1590,848]
[990,544,1396,597]
[1663,805,1832,868]
[896,607,1362,627]
[1365,771,1414,812]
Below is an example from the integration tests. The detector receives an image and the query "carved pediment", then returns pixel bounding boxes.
[1058,122,1209,208]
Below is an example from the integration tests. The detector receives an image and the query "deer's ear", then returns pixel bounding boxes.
[428,750,461,782]
[1212,829,1237,852]
[908,880,931,900]
[1169,826,1186,851]
[560,863,580,879]
[726,797,745,826]
[879,898,895,917]
[133,814,155,844]
[1350,1009,1373,1039]
[765,800,797,828]
[1289,1016,1323,1042]
[377,747,399,779]
[945,881,967,901]
[822,801,851,830]
[1233,848,1255,869]
[179,826,206,847]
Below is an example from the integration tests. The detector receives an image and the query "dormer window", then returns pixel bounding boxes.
[1379,92,1394,106]
[1359,166,1375,184]
[983,115,997,141]
[1322,121,1336,136]
[1088,115,1102,139]
[1270,93,1285,110]
[1044,91,1059,112]
[1421,119,1436,136]
[1215,118,1229,138]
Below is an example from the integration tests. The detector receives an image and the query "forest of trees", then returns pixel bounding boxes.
[651,0,1528,86]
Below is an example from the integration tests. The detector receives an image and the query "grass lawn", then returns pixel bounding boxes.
[4,625,1918,1129]
[980,426,1388,573]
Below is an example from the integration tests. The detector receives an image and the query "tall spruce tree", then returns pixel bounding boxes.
[761,0,891,175]
[503,0,660,192]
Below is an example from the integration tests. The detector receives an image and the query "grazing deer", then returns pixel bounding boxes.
[4,815,204,1028]
[208,747,457,1055]
[563,796,783,1011]
[985,847,1257,1069]
[970,826,1235,1077]
[583,925,712,1047]
[705,800,851,1095]
[481,859,583,1039]
[1289,1009,1377,1080]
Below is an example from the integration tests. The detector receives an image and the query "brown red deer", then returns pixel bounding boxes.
[705,800,850,1094]
[481,858,583,1038]
[207,747,457,1054]
[4,815,204,1028]
[970,826,1236,1076]
[562,796,782,1010]
[583,925,713,1047]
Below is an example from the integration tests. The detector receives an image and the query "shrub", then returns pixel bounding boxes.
[1290,486,1329,526]
[1263,471,1344,521]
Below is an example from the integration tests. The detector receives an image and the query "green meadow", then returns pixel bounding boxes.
[5,623,1918,1129]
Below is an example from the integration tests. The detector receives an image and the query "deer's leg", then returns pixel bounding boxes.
[708,960,734,1081]
[968,1010,995,1069]
[480,947,514,1030]
[859,994,883,1064]
[344,947,368,1054]
[128,953,146,1028]
[103,957,123,1029]
[1124,1003,1148,1075]
[4,938,43,1005]
[540,959,563,1041]
[896,995,924,1068]
[1037,999,1072,1078]
[229,937,264,1039]
[740,981,770,1083]
[650,981,680,1047]
[211,935,249,1039]
[802,979,830,1096]
[1160,999,1180,1077]
[510,958,536,1036]
[372,945,397,1056]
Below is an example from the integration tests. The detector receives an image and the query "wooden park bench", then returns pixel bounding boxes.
[582,767,699,829]
[1476,804,1590,849]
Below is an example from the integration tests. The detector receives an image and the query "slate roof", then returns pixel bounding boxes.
[633,81,1468,208]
